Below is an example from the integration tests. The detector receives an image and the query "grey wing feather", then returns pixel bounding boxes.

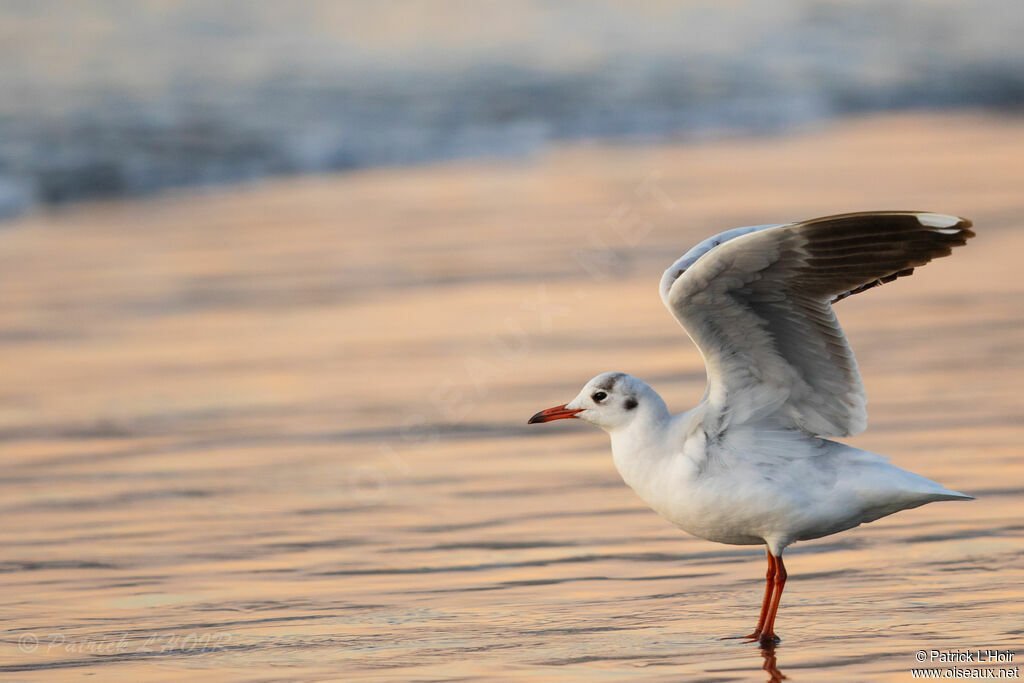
[661,211,974,437]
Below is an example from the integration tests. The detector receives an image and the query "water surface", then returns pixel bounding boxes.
[1,114,1022,680]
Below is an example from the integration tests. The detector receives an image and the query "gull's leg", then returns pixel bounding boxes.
[751,549,777,637]
[723,548,776,640]
[758,553,787,648]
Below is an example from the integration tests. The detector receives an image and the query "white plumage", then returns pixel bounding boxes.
[529,211,974,647]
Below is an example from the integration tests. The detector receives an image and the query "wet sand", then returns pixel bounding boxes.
[1,113,1022,680]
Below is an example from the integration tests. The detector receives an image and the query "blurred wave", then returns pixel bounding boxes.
[1,0,1022,218]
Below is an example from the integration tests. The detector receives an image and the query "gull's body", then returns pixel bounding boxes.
[529,211,974,647]
[605,386,966,552]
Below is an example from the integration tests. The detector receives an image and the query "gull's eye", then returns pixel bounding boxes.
[591,391,607,403]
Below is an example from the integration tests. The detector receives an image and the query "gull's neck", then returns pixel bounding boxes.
[606,388,700,523]
[607,387,678,480]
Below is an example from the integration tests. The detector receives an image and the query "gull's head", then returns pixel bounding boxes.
[528,372,650,433]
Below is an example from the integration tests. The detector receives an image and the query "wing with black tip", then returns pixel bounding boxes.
[660,211,974,437]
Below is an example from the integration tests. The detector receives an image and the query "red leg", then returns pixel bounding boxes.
[723,548,776,640]
[758,553,787,648]
[752,549,777,636]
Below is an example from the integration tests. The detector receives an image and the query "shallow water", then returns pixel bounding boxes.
[1,115,1023,680]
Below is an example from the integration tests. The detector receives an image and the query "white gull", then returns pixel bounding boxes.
[529,211,974,648]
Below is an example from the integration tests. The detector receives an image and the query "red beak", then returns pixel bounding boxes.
[528,404,583,424]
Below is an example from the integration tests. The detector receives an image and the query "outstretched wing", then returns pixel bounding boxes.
[660,211,974,437]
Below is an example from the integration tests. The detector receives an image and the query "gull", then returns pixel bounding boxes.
[528,211,974,648]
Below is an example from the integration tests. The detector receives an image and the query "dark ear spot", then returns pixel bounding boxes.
[624,397,638,411]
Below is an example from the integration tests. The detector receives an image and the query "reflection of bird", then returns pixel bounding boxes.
[529,212,974,647]
[761,646,787,682]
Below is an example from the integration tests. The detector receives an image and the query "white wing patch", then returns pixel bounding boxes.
[916,212,960,228]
